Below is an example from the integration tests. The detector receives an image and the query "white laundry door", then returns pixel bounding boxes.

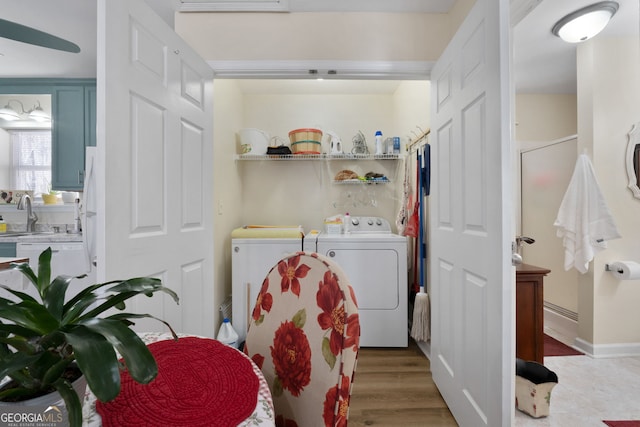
[97,0,214,336]
[429,0,514,425]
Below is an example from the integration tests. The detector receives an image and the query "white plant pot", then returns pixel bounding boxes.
[0,374,87,413]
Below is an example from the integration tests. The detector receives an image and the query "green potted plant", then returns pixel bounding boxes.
[0,248,179,426]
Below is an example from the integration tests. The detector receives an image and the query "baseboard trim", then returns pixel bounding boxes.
[415,340,430,360]
[574,338,640,358]
[543,306,578,341]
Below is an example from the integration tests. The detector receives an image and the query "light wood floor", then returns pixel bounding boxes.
[349,339,458,426]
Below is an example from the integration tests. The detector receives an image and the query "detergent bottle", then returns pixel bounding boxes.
[217,318,239,347]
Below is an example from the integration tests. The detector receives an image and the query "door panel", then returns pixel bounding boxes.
[98,0,214,336]
[429,0,513,425]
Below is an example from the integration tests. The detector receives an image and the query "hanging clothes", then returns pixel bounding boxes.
[554,154,621,273]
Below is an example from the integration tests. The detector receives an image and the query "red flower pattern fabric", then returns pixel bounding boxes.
[244,252,359,427]
[270,320,312,397]
[277,255,311,296]
[322,375,352,427]
[317,270,360,356]
[253,277,274,322]
[275,415,299,427]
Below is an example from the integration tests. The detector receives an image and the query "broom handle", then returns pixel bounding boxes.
[417,147,424,291]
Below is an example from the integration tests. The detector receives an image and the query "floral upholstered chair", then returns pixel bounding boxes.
[244,251,360,427]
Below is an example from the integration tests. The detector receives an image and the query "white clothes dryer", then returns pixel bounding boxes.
[306,216,408,347]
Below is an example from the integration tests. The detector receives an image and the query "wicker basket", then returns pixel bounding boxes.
[291,141,322,154]
[289,128,322,143]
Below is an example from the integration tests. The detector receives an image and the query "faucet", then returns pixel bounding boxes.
[17,194,38,232]
[515,236,535,253]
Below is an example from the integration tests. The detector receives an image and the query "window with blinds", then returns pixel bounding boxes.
[10,130,51,196]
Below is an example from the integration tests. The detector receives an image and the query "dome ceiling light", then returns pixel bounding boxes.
[552,1,619,43]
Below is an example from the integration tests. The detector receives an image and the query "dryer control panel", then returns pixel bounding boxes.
[347,216,391,234]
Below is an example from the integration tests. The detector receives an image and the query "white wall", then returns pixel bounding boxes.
[577,37,640,351]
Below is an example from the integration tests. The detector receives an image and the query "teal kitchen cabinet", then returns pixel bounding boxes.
[0,79,96,192]
[52,81,96,190]
[0,242,16,257]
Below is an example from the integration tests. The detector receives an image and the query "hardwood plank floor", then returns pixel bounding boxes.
[349,339,458,426]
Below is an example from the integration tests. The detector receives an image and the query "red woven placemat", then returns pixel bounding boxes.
[96,337,259,427]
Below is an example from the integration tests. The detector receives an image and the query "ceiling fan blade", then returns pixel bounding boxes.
[0,18,80,53]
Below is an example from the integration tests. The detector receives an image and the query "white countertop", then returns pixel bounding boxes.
[0,257,29,271]
[0,232,83,243]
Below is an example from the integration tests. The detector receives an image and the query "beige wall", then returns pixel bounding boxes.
[577,37,640,349]
[515,94,577,144]
[176,12,451,62]
[222,80,428,230]
[212,80,244,323]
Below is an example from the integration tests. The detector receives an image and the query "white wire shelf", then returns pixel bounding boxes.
[235,153,403,161]
[332,178,391,184]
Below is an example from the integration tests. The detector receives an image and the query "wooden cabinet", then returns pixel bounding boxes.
[515,263,550,364]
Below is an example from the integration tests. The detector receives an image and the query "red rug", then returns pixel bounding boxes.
[97,337,259,427]
[603,421,640,427]
[544,334,583,356]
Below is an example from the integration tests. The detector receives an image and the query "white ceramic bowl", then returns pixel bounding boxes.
[61,192,79,204]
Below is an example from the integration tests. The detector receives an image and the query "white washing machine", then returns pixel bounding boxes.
[306,216,408,347]
[231,227,305,344]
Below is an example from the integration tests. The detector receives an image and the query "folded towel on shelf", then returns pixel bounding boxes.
[554,154,621,273]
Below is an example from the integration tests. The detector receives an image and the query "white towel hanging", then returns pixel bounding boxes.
[554,154,621,273]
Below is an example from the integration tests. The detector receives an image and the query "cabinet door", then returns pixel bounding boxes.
[52,86,85,190]
[85,85,97,147]
[0,242,17,257]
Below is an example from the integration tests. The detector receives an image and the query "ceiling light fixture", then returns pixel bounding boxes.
[0,99,51,122]
[552,1,619,43]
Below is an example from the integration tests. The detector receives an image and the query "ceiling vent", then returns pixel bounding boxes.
[179,0,289,12]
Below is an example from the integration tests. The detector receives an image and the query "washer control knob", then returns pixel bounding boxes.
[328,251,336,258]
[367,219,374,225]
[376,218,382,226]
[351,217,359,226]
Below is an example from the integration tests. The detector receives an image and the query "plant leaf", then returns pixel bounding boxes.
[79,278,179,320]
[37,247,52,297]
[106,313,178,339]
[53,377,82,427]
[0,299,59,334]
[43,275,73,321]
[9,261,38,291]
[79,318,158,384]
[0,351,41,380]
[0,286,39,304]
[63,325,121,402]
